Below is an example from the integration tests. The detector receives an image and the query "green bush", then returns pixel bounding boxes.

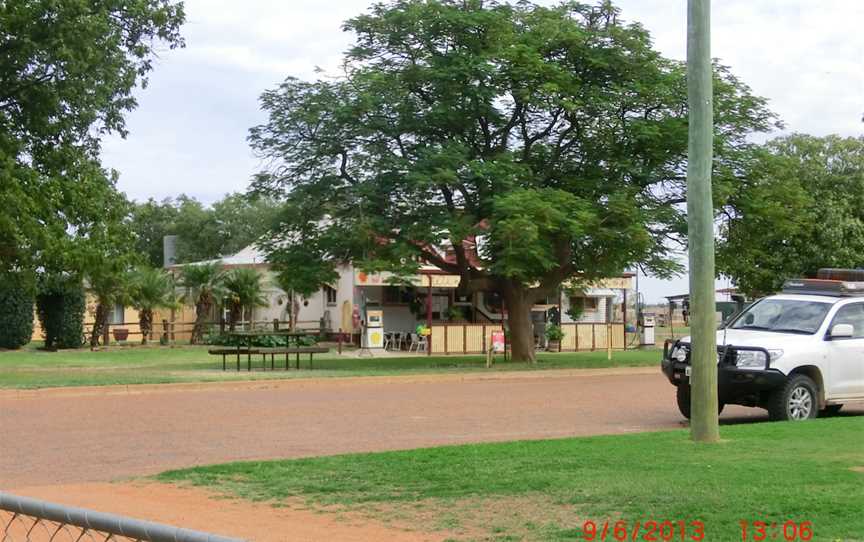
[36,275,86,350]
[202,331,318,348]
[0,276,34,349]
[545,324,565,342]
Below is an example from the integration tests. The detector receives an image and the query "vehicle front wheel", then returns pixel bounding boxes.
[676,385,724,420]
[677,385,691,419]
[767,375,819,421]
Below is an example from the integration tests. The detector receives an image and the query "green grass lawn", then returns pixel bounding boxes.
[158,418,864,541]
[0,344,660,389]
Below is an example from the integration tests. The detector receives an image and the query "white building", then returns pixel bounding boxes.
[172,244,634,340]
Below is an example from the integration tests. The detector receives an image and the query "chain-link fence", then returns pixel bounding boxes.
[0,492,244,542]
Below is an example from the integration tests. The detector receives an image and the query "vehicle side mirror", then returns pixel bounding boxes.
[830,324,854,339]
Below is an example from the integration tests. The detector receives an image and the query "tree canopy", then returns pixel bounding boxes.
[249,0,777,361]
[130,193,282,267]
[718,134,864,296]
[0,0,185,276]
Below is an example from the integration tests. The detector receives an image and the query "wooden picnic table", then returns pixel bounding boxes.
[217,330,325,371]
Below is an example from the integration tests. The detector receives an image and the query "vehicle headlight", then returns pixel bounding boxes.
[767,349,784,362]
[735,350,768,370]
[671,346,687,362]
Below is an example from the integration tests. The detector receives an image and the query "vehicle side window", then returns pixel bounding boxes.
[830,303,864,338]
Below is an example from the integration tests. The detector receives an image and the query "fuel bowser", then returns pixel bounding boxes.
[639,313,656,346]
[364,309,385,349]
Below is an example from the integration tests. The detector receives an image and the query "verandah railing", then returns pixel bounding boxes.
[427,323,626,355]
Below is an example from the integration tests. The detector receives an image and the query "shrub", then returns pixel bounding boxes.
[544,324,564,342]
[202,332,318,348]
[0,275,34,349]
[36,275,86,349]
[446,306,466,321]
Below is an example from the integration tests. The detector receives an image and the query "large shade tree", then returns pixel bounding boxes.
[260,203,341,331]
[718,135,864,296]
[249,0,776,361]
[0,0,184,276]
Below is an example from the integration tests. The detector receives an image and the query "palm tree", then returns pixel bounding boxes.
[179,262,226,344]
[86,269,129,348]
[128,267,178,344]
[223,268,268,330]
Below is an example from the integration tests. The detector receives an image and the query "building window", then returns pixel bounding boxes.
[107,303,125,325]
[324,285,337,305]
[383,286,413,305]
[570,296,599,312]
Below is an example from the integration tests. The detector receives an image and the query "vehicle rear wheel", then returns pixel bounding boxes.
[820,404,843,416]
[676,385,724,420]
[767,375,819,421]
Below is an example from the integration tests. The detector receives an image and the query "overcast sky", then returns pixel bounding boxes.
[100,0,863,302]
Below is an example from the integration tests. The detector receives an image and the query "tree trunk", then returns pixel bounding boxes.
[229,303,241,331]
[191,296,211,345]
[501,281,536,363]
[90,303,108,348]
[290,293,301,332]
[287,292,295,331]
[139,309,153,345]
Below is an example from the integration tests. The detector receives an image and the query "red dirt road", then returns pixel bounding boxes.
[0,367,791,489]
[7,483,444,542]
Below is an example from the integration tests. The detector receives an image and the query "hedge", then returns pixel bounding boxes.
[203,331,318,347]
[0,276,34,349]
[36,275,86,350]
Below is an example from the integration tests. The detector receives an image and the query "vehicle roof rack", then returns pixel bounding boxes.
[816,268,864,281]
[782,278,864,297]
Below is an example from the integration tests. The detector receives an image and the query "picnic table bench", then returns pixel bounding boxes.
[258,346,329,370]
[208,346,330,371]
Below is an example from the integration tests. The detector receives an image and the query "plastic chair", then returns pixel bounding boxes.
[407,333,421,352]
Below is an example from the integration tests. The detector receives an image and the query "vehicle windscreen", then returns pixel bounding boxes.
[729,299,831,334]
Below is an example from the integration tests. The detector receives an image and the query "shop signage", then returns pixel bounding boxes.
[355,271,461,288]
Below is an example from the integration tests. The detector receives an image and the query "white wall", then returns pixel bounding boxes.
[561,296,610,324]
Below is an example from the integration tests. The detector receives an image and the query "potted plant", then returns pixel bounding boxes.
[545,324,564,352]
[112,328,129,342]
[446,306,466,322]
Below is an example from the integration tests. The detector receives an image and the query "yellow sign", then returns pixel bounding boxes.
[355,271,461,288]
[564,276,633,290]
[595,277,633,290]
[419,274,462,288]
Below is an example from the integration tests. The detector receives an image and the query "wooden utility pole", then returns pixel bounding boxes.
[687,0,720,442]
